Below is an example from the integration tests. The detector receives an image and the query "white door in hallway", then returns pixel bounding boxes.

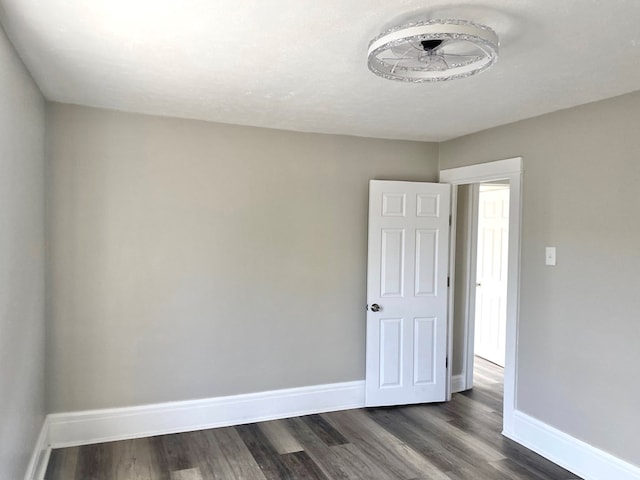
[365,180,451,407]
[474,184,509,367]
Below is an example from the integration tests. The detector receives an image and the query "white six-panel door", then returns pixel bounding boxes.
[365,180,451,407]
[474,184,509,367]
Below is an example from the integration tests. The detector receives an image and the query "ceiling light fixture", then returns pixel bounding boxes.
[367,19,499,82]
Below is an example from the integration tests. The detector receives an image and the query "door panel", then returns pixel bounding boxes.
[413,317,436,385]
[380,318,403,387]
[366,180,451,407]
[381,229,405,297]
[415,229,437,296]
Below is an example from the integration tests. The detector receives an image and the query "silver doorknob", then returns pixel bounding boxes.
[370,303,381,312]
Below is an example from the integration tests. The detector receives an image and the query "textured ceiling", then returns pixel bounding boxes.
[1,0,640,141]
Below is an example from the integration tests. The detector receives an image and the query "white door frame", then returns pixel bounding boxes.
[440,157,522,437]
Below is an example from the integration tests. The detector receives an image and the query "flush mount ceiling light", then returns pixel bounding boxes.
[367,19,499,82]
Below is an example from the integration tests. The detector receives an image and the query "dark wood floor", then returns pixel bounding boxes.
[45,358,581,479]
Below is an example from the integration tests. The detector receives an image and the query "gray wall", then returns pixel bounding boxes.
[440,91,640,467]
[0,26,46,480]
[46,103,439,412]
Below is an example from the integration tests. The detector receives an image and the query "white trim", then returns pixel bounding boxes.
[451,374,466,394]
[24,421,50,480]
[439,157,523,436]
[439,157,522,184]
[46,380,365,448]
[507,411,640,480]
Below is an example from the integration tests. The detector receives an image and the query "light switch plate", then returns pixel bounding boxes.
[545,247,556,266]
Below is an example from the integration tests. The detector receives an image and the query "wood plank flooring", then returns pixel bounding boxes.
[45,358,581,480]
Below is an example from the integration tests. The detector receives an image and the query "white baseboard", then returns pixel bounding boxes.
[24,421,50,480]
[46,380,365,449]
[451,374,466,393]
[505,410,640,480]
[33,383,640,480]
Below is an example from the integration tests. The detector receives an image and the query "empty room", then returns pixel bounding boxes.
[1,1,639,479]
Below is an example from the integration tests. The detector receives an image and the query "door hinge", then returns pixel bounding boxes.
[449,214,452,226]
[447,276,450,287]
[446,357,449,369]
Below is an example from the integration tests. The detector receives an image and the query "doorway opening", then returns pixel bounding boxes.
[451,182,509,395]
[471,182,509,414]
